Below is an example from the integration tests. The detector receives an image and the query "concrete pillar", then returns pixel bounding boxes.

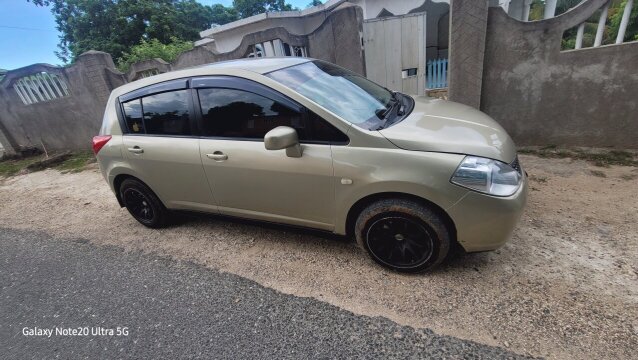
[544,0,557,18]
[501,0,511,12]
[448,0,490,109]
[594,3,609,47]
[616,0,634,44]
[523,0,531,21]
[75,51,119,104]
[575,23,585,49]
[507,0,532,21]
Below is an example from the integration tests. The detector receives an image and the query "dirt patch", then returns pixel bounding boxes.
[0,155,636,359]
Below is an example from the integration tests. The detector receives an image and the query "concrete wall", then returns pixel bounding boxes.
[308,4,365,75]
[0,51,126,152]
[480,0,638,148]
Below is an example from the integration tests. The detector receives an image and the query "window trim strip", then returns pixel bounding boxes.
[119,78,189,103]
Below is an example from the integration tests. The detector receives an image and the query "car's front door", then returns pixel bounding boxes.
[119,82,216,213]
[193,77,346,230]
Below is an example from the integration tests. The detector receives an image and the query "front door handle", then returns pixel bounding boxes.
[206,151,228,161]
[128,146,144,154]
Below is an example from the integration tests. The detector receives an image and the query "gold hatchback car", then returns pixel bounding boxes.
[94,58,527,273]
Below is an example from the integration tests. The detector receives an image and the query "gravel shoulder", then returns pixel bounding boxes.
[0,154,636,359]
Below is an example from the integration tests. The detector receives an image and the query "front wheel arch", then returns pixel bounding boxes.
[345,192,457,244]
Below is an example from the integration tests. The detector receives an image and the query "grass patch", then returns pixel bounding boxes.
[519,147,638,167]
[54,151,96,173]
[0,156,45,177]
[0,151,95,177]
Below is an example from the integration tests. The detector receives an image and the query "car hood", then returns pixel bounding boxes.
[379,96,517,163]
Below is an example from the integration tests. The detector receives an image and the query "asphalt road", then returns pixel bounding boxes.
[0,228,535,359]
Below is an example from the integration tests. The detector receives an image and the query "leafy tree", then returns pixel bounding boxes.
[307,0,322,8]
[116,37,193,72]
[232,0,295,18]
[558,0,638,49]
[211,3,239,25]
[29,0,213,64]
[609,0,638,42]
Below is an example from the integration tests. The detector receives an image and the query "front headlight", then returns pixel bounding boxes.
[451,156,522,196]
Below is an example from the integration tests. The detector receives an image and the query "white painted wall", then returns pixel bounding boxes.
[199,0,452,54]
[350,0,449,19]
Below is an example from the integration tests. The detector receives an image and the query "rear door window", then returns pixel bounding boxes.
[121,89,192,136]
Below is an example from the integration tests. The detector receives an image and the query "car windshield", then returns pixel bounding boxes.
[266,61,394,130]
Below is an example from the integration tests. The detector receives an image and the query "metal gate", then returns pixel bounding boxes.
[363,13,427,96]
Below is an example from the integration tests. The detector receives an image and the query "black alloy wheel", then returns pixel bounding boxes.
[119,178,169,228]
[123,188,155,223]
[355,199,451,273]
[365,215,435,269]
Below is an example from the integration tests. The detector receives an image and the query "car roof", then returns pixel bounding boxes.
[198,57,311,74]
[111,57,313,99]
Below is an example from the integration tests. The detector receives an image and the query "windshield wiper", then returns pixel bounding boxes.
[374,92,405,130]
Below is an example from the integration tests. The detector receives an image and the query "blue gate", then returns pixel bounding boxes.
[426,58,448,89]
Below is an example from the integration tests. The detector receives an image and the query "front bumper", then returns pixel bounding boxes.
[446,173,528,252]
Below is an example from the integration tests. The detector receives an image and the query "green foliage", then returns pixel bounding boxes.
[233,0,295,18]
[117,37,193,72]
[29,0,213,64]
[560,0,638,50]
[307,0,323,8]
[28,0,299,66]
[211,3,239,25]
[609,0,638,42]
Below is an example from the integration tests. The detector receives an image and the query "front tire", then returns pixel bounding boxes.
[355,199,450,273]
[120,178,169,228]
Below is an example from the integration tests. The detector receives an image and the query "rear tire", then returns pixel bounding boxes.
[355,199,450,273]
[120,178,169,228]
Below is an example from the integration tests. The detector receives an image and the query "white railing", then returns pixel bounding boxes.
[12,72,70,105]
[571,0,635,49]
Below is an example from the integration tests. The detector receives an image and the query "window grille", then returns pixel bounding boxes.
[12,72,70,105]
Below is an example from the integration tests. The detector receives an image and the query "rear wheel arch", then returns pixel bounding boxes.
[345,192,457,243]
[112,174,164,208]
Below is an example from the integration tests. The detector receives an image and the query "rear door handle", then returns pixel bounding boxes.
[128,146,144,154]
[206,151,228,161]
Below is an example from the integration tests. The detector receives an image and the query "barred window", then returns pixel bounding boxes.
[13,72,70,105]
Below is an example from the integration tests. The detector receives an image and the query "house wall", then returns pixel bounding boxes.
[199,0,451,63]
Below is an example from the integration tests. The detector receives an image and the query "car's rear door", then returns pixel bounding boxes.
[119,80,217,213]
[193,76,347,230]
